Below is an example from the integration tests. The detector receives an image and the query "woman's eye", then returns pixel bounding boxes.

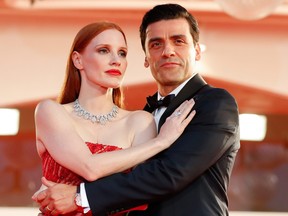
[98,48,108,54]
[119,50,127,57]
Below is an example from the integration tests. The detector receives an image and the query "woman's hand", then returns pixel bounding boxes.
[32,183,48,201]
[32,177,78,215]
[157,99,196,146]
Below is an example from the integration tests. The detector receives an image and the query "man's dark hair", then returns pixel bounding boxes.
[139,3,200,51]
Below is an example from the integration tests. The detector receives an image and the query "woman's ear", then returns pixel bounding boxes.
[144,58,149,68]
[72,51,83,69]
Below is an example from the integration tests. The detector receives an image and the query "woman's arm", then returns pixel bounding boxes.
[35,99,195,181]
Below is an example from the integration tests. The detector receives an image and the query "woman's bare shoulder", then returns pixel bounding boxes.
[126,110,154,121]
[36,99,58,110]
[124,110,155,130]
[123,110,157,146]
[35,99,57,116]
[35,99,70,122]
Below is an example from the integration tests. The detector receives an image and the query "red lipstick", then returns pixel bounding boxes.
[106,69,122,76]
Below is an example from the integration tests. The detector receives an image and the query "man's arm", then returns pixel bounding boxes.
[86,88,240,215]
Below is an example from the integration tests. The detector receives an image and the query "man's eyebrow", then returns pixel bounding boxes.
[148,34,186,41]
[171,34,187,39]
[147,34,188,45]
[148,37,162,44]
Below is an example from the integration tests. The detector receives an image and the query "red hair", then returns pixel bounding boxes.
[58,22,127,108]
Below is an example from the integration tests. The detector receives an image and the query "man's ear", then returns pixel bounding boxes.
[144,57,149,68]
[72,51,83,69]
[195,43,201,61]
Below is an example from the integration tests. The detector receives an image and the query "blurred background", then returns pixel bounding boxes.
[0,0,288,214]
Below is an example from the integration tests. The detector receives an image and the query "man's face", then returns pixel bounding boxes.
[144,18,201,95]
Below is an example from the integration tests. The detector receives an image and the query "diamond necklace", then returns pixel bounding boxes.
[73,99,119,125]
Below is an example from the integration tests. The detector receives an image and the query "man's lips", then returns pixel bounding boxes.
[105,69,122,76]
[160,62,180,67]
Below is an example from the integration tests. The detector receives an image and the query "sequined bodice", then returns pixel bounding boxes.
[42,142,122,186]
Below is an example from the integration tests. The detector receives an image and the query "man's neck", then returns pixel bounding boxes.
[158,74,196,97]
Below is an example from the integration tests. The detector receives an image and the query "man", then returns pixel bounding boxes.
[36,3,240,216]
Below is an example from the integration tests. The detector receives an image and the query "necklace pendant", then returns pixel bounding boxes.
[91,115,97,123]
[84,112,90,120]
[99,116,107,125]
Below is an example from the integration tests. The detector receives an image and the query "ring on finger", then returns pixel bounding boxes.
[175,110,181,117]
[46,206,52,212]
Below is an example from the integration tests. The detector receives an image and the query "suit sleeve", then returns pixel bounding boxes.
[85,88,240,215]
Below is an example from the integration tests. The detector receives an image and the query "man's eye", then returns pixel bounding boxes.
[151,42,161,48]
[175,39,184,44]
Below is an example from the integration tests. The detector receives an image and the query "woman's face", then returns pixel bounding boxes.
[75,29,128,90]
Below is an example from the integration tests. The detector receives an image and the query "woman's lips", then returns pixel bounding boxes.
[106,69,122,76]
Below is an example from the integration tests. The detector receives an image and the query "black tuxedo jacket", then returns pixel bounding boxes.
[85,74,240,216]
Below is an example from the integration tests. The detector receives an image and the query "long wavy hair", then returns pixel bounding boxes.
[58,22,127,108]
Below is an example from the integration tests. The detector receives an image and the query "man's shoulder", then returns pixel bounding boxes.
[193,85,238,110]
[199,85,235,100]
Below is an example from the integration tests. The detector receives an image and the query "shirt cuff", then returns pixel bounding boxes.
[80,182,91,213]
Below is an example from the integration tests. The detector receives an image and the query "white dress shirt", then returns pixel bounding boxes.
[153,75,194,128]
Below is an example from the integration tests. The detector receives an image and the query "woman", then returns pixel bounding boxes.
[33,22,195,215]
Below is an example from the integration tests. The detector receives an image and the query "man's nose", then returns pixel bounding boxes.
[162,43,175,57]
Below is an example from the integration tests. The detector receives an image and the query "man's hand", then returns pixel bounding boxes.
[33,177,78,215]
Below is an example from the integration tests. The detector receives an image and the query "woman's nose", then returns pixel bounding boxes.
[110,53,121,66]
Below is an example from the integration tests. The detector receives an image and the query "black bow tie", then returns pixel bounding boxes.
[146,94,175,111]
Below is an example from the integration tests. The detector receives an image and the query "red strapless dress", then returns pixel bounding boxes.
[42,142,147,216]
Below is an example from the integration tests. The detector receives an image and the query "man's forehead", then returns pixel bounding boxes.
[146,19,190,38]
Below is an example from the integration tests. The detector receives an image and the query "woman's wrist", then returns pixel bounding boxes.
[154,136,170,149]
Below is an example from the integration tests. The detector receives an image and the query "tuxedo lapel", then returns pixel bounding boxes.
[158,74,207,129]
